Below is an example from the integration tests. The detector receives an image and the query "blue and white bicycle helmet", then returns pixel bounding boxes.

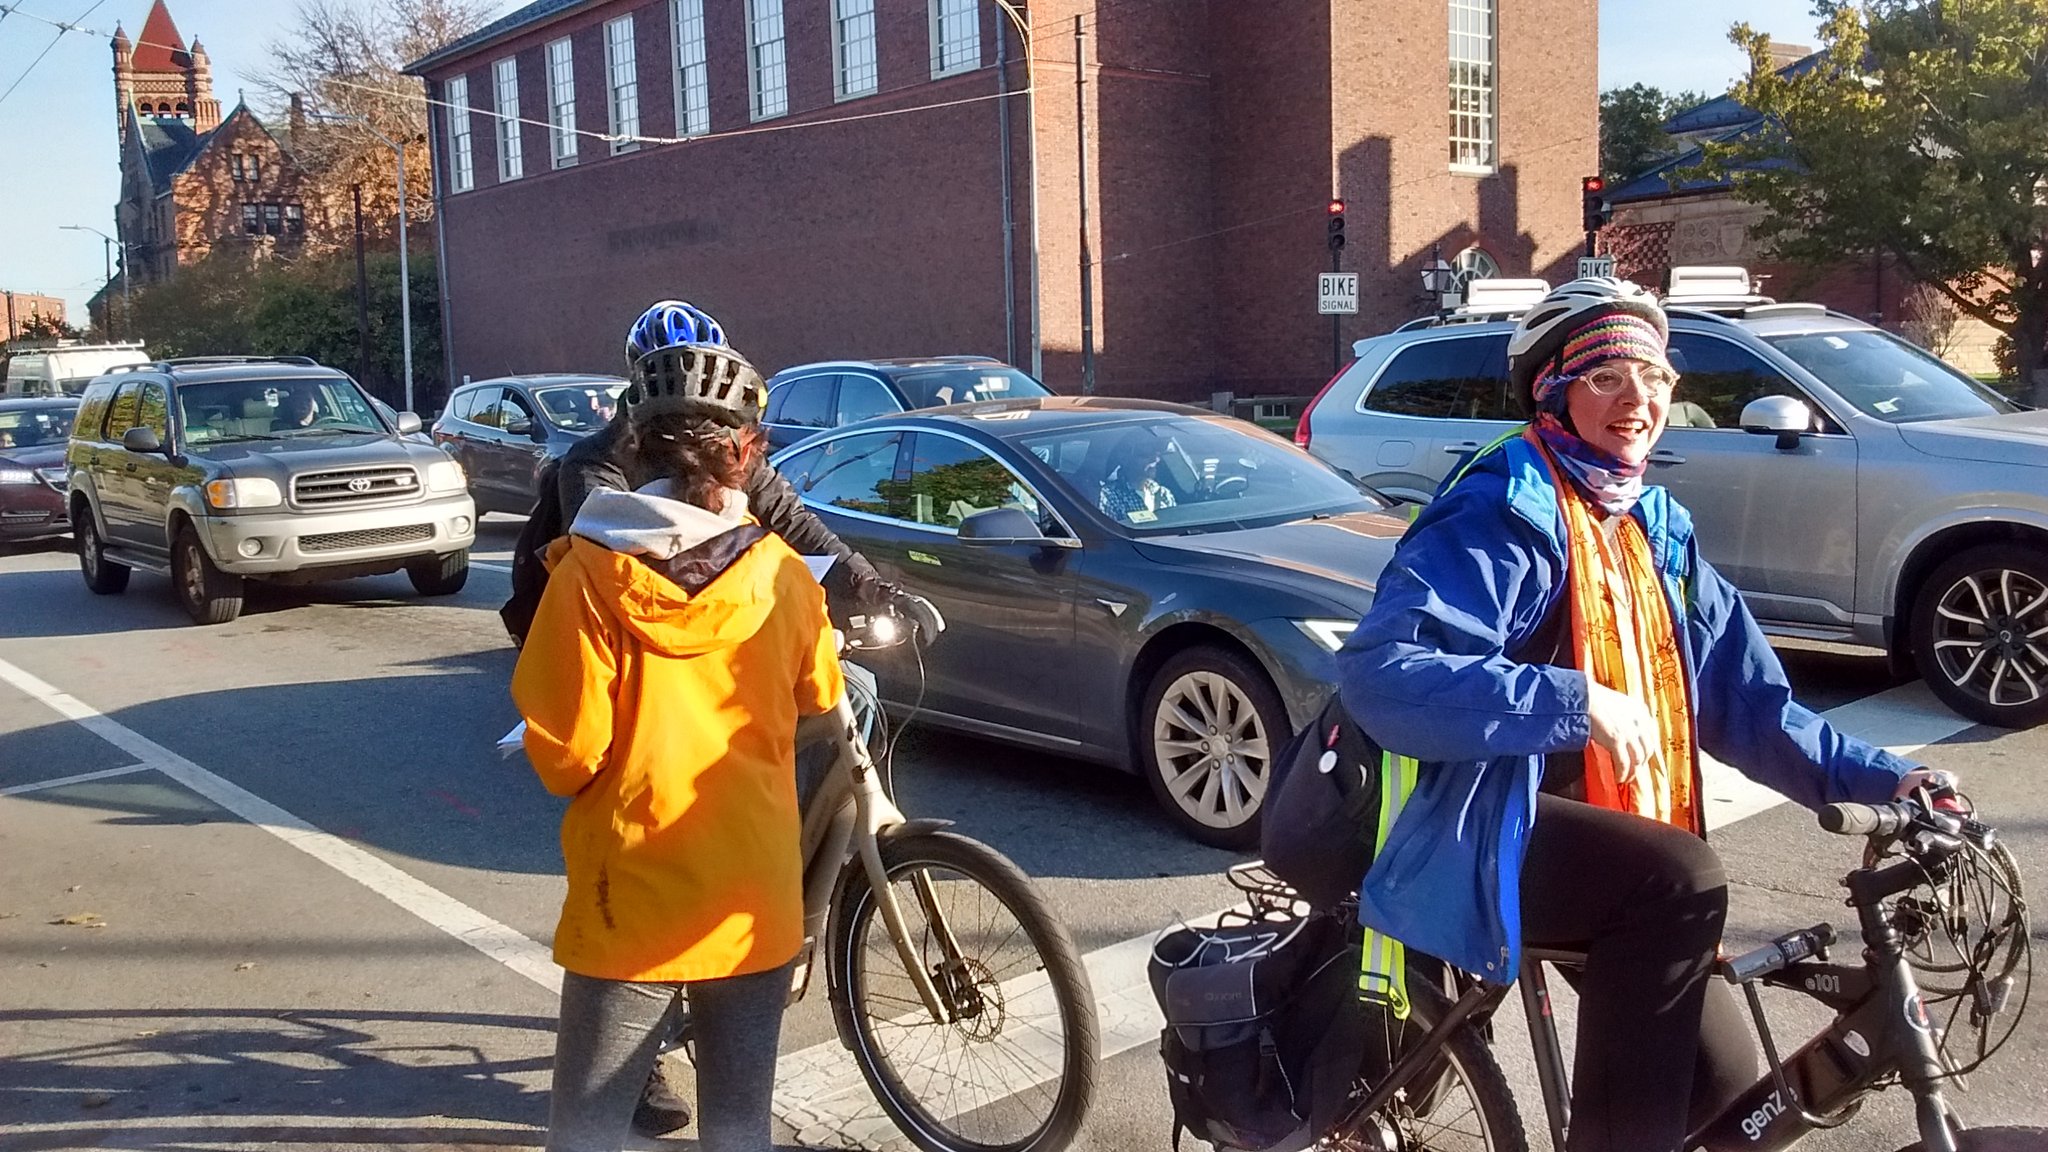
[625,299,727,363]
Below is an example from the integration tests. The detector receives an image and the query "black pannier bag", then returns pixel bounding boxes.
[1149,912,1362,1151]
[1258,693,1385,909]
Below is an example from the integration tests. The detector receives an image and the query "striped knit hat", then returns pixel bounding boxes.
[1531,311,1672,406]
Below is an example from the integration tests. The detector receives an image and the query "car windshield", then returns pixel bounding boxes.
[893,367,1049,409]
[1017,415,1383,536]
[534,382,626,432]
[178,378,386,444]
[1762,330,2018,424]
[0,405,77,450]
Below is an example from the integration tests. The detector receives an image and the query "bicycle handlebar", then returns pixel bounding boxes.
[1818,801,1910,838]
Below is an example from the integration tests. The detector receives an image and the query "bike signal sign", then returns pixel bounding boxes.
[1577,256,1616,279]
[1318,273,1359,315]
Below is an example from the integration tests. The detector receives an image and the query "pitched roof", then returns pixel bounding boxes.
[1607,50,1824,204]
[131,0,191,73]
[137,114,209,187]
[402,0,594,74]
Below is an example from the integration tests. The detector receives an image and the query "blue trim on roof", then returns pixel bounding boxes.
[1610,49,1823,203]
[403,0,595,74]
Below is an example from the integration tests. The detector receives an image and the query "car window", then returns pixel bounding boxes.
[1761,329,2016,424]
[1667,333,1815,430]
[75,387,114,440]
[138,384,171,441]
[534,383,623,431]
[501,390,539,432]
[0,405,77,449]
[470,389,510,430]
[792,431,901,516]
[887,432,1051,532]
[835,374,900,426]
[890,366,1048,408]
[104,382,144,439]
[1362,336,1512,420]
[177,379,384,444]
[450,387,485,422]
[774,376,835,429]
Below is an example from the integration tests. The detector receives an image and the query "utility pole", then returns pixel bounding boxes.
[99,238,115,340]
[316,113,416,411]
[1074,15,1095,396]
[353,183,372,391]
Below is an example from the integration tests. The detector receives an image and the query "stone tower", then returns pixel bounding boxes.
[112,1,219,134]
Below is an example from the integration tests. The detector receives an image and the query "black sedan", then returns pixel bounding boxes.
[432,374,625,514]
[771,397,1406,848]
[0,398,79,541]
[762,357,1051,450]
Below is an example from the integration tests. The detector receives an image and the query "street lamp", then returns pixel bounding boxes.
[59,224,137,339]
[1420,247,1458,313]
[310,112,416,414]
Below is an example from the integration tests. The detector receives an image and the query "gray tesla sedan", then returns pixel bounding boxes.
[771,396,1406,848]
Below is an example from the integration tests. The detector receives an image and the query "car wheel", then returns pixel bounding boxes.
[75,509,129,595]
[1139,645,1288,849]
[1911,544,2048,729]
[407,550,470,596]
[173,524,244,625]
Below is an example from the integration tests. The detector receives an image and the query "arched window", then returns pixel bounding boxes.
[1452,246,1500,293]
[175,101,190,115]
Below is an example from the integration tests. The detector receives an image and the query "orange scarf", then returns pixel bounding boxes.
[1530,431,1698,832]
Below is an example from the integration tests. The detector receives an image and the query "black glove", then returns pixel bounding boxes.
[851,573,902,618]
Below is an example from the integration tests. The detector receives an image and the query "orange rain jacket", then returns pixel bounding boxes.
[512,485,844,983]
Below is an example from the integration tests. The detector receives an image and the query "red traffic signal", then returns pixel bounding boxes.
[1582,175,1606,194]
[1327,198,1347,215]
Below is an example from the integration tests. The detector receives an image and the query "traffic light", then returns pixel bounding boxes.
[1327,198,1346,251]
[1581,175,1612,233]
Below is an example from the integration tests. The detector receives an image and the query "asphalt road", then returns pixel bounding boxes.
[2,516,2044,1152]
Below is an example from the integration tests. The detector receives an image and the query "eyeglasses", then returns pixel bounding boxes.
[1581,363,1679,399]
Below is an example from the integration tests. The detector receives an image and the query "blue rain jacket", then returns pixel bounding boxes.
[1336,435,1912,981]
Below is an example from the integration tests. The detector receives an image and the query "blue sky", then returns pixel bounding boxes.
[1,0,1826,323]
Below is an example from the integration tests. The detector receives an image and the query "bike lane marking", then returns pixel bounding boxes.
[0,762,155,797]
[0,646,1979,1150]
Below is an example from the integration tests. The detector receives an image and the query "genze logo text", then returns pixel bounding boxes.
[1742,1090,1786,1142]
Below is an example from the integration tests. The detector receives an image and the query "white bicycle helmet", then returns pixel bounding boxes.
[1507,276,1667,408]
[623,342,767,427]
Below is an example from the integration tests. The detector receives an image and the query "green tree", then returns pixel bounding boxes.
[1600,84,1706,183]
[1707,2,2048,398]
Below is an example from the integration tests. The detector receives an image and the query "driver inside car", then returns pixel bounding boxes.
[272,391,319,431]
[1098,436,1178,521]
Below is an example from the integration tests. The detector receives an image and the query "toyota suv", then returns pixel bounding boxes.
[66,356,476,624]
[1296,269,2048,730]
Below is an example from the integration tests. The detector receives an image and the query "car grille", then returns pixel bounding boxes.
[292,466,419,507]
[36,468,66,492]
[299,524,435,553]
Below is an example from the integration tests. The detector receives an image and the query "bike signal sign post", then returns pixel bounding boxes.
[1325,199,1355,372]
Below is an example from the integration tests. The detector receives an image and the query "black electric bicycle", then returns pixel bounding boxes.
[1223,782,2032,1151]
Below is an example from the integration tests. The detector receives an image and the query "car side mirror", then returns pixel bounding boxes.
[528,420,550,443]
[122,426,164,454]
[958,506,1077,548]
[504,416,534,438]
[395,411,423,435]
[1739,396,1814,451]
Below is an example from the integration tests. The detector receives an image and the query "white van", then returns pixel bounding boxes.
[1,341,151,398]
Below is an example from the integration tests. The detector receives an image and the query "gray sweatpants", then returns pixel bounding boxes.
[546,966,788,1152]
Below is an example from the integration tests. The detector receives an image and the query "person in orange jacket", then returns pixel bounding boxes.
[512,337,843,1152]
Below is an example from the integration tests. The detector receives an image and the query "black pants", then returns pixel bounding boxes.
[1520,794,1759,1152]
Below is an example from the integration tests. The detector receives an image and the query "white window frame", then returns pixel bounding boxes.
[670,0,710,137]
[604,15,641,154]
[1448,0,1497,172]
[445,74,474,193]
[930,0,980,78]
[747,0,789,121]
[546,36,579,168]
[833,0,879,101]
[494,56,523,181]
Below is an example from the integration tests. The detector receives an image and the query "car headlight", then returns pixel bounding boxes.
[204,477,283,510]
[1293,619,1358,653]
[425,459,468,493]
[0,468,34,485]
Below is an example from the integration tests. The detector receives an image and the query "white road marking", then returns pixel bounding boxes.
[0,762,153,797]
[0,655,562,994]
[471,561,512,573]
[0,647,1981,1149]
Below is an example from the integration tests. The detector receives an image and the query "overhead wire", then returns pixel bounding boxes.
[0,0,106,109]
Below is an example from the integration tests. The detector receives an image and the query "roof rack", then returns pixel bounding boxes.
[156,355,320,369]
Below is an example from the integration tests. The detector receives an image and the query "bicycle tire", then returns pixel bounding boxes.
[1322,977,1528,1152]
[827,830,1099,1152]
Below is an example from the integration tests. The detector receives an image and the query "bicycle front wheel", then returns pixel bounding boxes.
[827,830,1099,1152]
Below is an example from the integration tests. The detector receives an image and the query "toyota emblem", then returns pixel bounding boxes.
[347,477,374,494]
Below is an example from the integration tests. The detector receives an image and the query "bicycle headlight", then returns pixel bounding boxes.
[203,477,283,510]
[1293,619,1358,653]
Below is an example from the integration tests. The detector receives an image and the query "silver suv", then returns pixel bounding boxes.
[1297,286,2048,729]
[67,357,476,624]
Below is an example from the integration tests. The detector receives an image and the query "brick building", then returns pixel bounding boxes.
[2,293,67,341]
[107,1,323,292]
[409,0,1595,402]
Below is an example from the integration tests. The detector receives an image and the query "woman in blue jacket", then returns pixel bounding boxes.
[1336,278,1943,1152]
